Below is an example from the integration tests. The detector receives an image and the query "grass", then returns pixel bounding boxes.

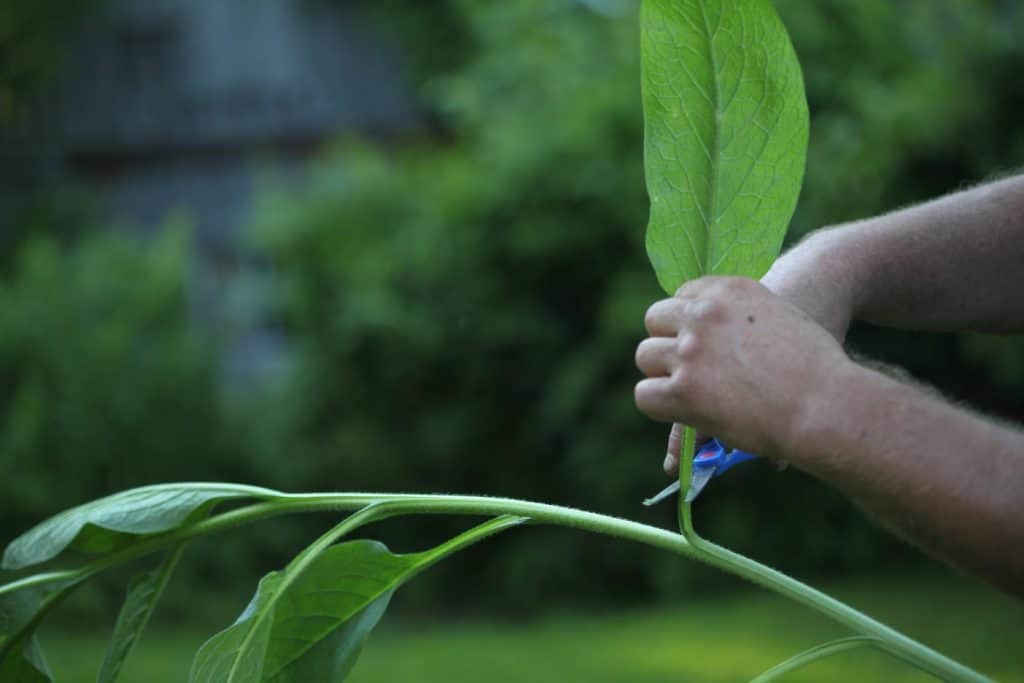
[42,571,1022,682]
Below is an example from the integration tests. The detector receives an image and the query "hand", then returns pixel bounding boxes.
[635,277,849,464]
[659,233,860,472]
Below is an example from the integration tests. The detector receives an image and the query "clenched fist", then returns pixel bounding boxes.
[634,276,849,461]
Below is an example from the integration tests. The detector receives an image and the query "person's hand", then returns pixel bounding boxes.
[635,277,850,467]
[658,233,860,472]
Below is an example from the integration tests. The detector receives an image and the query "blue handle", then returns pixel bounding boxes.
[693,438,758,477]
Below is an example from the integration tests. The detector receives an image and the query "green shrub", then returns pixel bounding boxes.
[0,227,254,537]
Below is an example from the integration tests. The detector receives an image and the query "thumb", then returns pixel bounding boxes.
[664,423,682,474]
[664,424,711,475]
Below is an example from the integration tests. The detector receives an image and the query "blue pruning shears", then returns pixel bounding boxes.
[642,438,757,506]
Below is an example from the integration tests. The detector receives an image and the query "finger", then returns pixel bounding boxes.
[635,337,678,376]
[644,297,721,337]
[644,299,687,336]
[634,377,681,423]
[664,423,681,474]
[664,426,712,474]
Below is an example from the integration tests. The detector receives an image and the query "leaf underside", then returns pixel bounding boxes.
[641,0,809,292]
[2,483,280,570]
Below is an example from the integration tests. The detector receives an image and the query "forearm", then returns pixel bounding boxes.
[786,174,1024,333]
[792,361,1024,596]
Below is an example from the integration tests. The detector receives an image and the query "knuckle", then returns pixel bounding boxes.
[674,281,695,298]
[676,332,699,358]
[677,276,715,298]
[729,276,759,296]
[691,298,722,321]
[722,277,746,294]
[668,367,694,398]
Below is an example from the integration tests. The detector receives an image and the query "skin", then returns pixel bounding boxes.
[634,174,1024,597]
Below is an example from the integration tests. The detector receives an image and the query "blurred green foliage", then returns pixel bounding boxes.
[0,227,260,536]
[2,0,1024,615]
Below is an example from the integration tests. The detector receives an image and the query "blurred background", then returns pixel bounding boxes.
[2,0,1023,680]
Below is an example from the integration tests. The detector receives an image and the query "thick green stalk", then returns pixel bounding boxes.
[1,492,989,682]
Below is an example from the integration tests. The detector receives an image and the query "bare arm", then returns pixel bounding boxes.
[794,360,1024,596]
[765,173,1024,338]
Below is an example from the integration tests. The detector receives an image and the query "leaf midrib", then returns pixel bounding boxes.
[221,512,378,682]
[265,516,526,677]
[698,0,722,276]
[217,514,525,681]
[262,552,419,678]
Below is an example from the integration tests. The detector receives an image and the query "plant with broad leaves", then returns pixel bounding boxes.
[0,2,993,681]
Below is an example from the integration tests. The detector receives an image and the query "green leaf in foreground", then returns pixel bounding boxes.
[0,635,53,682]
[0,576,83,681]
[641,0,809,292]
[2,483,281,570]
[97,545,186,683]
[190,515,525,683]
[269,597,391,682]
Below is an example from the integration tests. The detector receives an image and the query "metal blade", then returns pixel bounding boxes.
[683,467,716,503]
[642,480,680,507]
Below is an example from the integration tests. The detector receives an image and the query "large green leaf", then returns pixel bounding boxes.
[269,597,391,682]
[190,515,525,682]
[97,545,185,682]
[641,0,808,292]
[2,483,281,570]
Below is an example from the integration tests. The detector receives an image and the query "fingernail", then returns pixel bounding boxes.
[663,453,678,473]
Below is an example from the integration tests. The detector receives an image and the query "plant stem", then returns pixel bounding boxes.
[0,491,990,682]
[749,636,879,682]
[678,425,697,538]
[296,492,986,682]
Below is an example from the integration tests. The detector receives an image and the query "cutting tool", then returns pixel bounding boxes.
[642,438,757,506]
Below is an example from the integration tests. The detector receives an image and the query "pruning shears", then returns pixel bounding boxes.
[642,438,757,506]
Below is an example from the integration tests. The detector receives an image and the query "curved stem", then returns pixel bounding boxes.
[679,528,985,681]
[749,636,879,682]
[1,491,990,682]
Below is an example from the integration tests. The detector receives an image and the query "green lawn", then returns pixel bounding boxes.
[43,572,1022,682]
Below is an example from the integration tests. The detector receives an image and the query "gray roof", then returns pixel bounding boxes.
[35,0,417,154]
